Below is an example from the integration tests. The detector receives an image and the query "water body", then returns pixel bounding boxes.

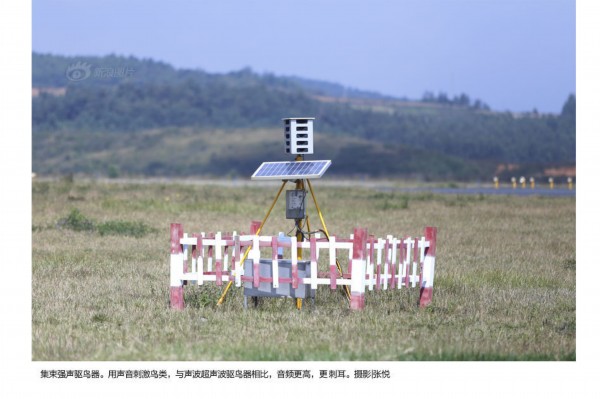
[383,186,575,198]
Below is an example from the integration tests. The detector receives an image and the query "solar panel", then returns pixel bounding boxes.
[251,160,332,181]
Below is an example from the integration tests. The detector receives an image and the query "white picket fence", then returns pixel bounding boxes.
[169,223,437,310]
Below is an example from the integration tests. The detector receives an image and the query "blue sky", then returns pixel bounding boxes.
[32,0,575,113]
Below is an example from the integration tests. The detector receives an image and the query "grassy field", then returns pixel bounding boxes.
[31,178,576,361]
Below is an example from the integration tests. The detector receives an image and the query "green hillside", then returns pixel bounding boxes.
[32,52,575,181]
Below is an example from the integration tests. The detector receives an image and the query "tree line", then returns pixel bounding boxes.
[32,53,575,179]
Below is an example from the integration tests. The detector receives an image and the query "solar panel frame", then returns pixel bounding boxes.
[251,160,332,181]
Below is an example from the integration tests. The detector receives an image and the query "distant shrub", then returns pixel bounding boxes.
[97,220,155,238]
[382,196,409,210]
[376,193,410,210]
[56,208,155,238]
[107,164,120,179]
[57,208,95,232]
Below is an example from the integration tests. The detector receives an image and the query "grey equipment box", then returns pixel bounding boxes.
[244,259,314,299]
[285,189,306,219]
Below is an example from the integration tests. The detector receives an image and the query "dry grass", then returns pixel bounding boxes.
[31,179,575,360]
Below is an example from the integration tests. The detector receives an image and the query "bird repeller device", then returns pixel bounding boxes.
[169,117,438,311]
[228,117,338,309]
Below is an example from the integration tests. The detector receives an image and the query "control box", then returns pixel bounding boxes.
[286,189,306,219]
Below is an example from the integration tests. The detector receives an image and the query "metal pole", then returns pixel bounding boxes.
[294,155,305,310]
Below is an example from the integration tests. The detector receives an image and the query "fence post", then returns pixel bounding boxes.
[271,236,279,288]
[253,235,260,288]
[215,232,223,286]
[329,235,337,290]
[170,223,184,310]
[291,236,298,289]
[350,227,367,310]
[250,220,261,235]
[234,235,242,287]
[192,233,201,286]
[419,226,437,307]
[368,235,375,291]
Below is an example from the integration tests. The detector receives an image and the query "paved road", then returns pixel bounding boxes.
[383,186,575,197]
[35,176,576,197]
